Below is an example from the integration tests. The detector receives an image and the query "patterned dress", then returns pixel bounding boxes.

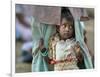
[48,33,83,71]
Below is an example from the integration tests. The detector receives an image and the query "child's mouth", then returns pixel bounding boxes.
[64,32,69,35]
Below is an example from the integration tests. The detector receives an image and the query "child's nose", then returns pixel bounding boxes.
[65,26,69,32]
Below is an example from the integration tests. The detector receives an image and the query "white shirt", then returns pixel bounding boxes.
[56,38,77,61]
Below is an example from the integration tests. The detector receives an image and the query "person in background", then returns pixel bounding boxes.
[16,4,33,62]
[15,6,32,41]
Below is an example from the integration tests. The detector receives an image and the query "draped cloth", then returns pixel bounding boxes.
[74,20,93,69]
[31,17,56,72]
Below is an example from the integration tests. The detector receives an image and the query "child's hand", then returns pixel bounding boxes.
[66,54,73,62]
[50,60,56,64]
[49,58,56,64]
[74,43,83,62]
[71,42,84,62]
[74,43,81,54]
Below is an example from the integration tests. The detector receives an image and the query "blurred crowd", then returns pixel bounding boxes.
[16,4,33,63]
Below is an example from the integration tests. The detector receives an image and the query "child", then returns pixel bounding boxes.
[48,7,93,71]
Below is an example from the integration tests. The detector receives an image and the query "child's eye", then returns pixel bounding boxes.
[63,23,69,27]
[62,24,66,27]
[69,26,73,29]
[62,23,73,29]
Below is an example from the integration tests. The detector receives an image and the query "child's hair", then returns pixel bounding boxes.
[61,7,74,26]
[56,7,75,38]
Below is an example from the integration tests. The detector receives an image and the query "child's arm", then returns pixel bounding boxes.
[73,42,86,69]
[74,42,84,63]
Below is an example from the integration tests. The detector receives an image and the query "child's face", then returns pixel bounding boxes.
[59,18,74,40]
